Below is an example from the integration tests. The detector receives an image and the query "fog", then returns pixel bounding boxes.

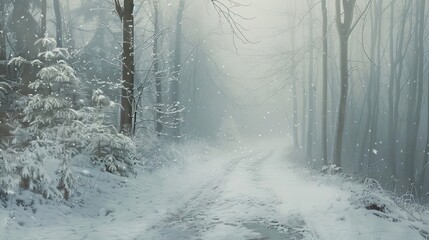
[2,0,429,197]
[1,0,429,238]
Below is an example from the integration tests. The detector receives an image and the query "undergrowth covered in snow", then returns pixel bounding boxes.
[1,138,428,240]
[287,147,429,239]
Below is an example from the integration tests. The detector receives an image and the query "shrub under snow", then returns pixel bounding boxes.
[0,37,135,201]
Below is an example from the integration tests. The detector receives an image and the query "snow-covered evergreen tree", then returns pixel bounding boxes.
[83,89,136,176]
[2,37,81,199]
[1,36,136,200]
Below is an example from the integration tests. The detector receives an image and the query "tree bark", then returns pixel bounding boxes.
[0,1,7,77]
[171,0,186,139]
[333,36,349,167]
[404,1,424,192]
[387,0,396,179]
[368,1,382,168]
[414,0,425,194]
[153,0,163,137]
[292,78,299,148]
[290,5,299,148]
[11,1,38,95]
[359,1,382,174]
[119,0,135,136]
[41,0,47,37]
[53,0,63,47]
[333,0,356,167]
[321,0,328,165]
[306,4,314,161]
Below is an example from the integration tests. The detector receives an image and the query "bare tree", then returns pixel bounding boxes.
[115,0,135,136]
[171,0,186,139]
[332,0,359,167]
[387,0,411,180]
[306,1,315,161]
[209,0,249,44]
[153,0,163,137]
[404,0,426,192]
[358,1,382,174]
[290,4,299,148]
[321,0,328,165]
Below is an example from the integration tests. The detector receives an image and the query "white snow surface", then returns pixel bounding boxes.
[1,138,428,240]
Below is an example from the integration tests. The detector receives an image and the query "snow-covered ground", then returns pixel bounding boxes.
[1,138,428,240]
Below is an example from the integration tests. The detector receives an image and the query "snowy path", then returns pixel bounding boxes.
[1,139,427,240]
[144,148,316,240]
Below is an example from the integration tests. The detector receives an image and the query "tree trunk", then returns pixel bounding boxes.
[392,2,410,179]
[301,64,306,148]
[41,0,47,37]
[292,79,299,148]
[290,6,299,148]
[415,0,429,193]
[11,1,38,95]
[387,0,396,179]
[119,0,135,136]
[306,5,314,161]
[333,0,356,167]
[420,69,429,194]
[53,0,63,47]
[404,1,424,192]
[359,1,382,174]
[0,1,7,77]
[333,36,349,167]
[153,0,163,137]
[64,0,75,49]
[368,1,382,169]
[420,74,429,195]
[171,0,186,139]
[321,0,328,165]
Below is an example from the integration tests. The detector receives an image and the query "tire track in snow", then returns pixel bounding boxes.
[239,149,318,240]
[142,148,318,240]
[143,150,269,239]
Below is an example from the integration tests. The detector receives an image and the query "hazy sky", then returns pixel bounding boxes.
[188,0,296,137]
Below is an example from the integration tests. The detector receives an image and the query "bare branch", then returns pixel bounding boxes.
[209,0,253,45]
[115,0,124,20]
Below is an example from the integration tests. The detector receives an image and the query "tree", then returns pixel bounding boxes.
[404,0,425,192]
[358,1,382,173]
[9,1,39,95]
[290,3,299,148]
[6,37,81,199]
[85,89,136,176]
[332,0,357,167]
[420,0,429,194]
[53,0,63,48]
[306,1,315,161]
[41,0,47,36]
[171,0,186,139]
[153,0,163,137]
[387,0,410,181]
[321,0,328,165]
[0,1,7,77]
[3,36,136,199]
[115,0,135,136]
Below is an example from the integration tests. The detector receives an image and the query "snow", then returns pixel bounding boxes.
[1,138,428,240]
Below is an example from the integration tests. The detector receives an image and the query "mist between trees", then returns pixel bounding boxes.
[0,0,428,201]
[282,0,429,198]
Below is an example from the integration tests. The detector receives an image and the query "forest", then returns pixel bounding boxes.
[1,0,429,239]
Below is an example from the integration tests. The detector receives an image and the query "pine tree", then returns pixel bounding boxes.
[1,36,136,200]
[3,37,80,199]
[83,89,136,176]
